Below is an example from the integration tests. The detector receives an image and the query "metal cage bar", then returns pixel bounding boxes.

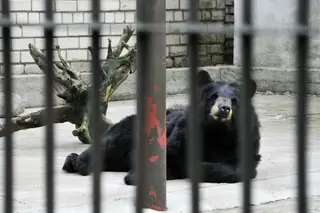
[135,0,167,211]
[239,0,254,212]
[44,0,55,212]
[135,0,149,209]
[187,0,201,213]
[0,0,313,213]
[296,0,310,212]
[0,21,318,37]
[90,0,102,212]
[2,0,13,212]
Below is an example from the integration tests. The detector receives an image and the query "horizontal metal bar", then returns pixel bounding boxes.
[0,20,314,36]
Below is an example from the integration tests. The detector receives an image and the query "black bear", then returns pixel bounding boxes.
[62,70,261,185]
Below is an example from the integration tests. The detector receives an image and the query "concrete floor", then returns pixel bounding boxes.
[1,94,320,213]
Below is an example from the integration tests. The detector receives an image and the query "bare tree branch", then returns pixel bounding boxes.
[0,25,137,144]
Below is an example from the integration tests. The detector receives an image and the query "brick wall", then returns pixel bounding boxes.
[224,0,234,64]
[0,0,235,75]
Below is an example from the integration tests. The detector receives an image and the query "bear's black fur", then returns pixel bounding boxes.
[62,70,261,185]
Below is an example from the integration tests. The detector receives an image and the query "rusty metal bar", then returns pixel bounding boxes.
[187,0,201,212]
[135,1,149,210]
[90,0,102,212]
[239,0,253,212]
[296,0,309,212]
[0,22,317,37]
[44,0,55,212]
[135,0,167,211]
[2,0,13,212]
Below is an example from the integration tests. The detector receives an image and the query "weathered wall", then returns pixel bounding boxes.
[224,0,234,64]
[0,0,234,76]
[234,0,320,68]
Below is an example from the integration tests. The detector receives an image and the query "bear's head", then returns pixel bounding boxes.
[195,69,257,126]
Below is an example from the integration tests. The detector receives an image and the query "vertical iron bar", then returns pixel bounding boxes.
[239,0,253,212]
[2,0,13,212]
[136,0,167,211]
[188,0,201,212]
[91,0,102,212]
[296,0,309,212]
[135,0,149,210]
[44,0,54,212]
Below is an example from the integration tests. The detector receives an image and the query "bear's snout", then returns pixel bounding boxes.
[210,96,233,121]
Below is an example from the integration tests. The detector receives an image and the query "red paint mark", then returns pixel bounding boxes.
[146,188,166,211]
[162,56,166,66]
[149,136,155,144]
[158,129,166,148]
[144,95,167,211]
[149,189,157,200]
[154,85,158,92]
[146,97,166,148]
[149,155,159,162]
[145,185,167,211]
[146,204,164,211]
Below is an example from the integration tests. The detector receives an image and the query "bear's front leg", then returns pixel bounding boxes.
[200,162,240,183]
[62,153,79,173]
[62,147,93,176]
[123,171,136,185]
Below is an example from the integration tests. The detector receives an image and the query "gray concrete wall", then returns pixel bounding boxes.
[3,65,320,108]
[234,0,320,68]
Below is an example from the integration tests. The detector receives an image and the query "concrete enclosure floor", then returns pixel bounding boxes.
[1,94,320,213]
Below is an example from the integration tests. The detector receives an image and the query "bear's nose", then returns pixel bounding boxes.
[219,105,230,113]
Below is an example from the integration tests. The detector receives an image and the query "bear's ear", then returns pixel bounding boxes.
[196,70,212,88]
[232,79,257,98]
[248,79,257,98]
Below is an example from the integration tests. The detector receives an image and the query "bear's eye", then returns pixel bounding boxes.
[208,93,218,100]
[232,98,238,107]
